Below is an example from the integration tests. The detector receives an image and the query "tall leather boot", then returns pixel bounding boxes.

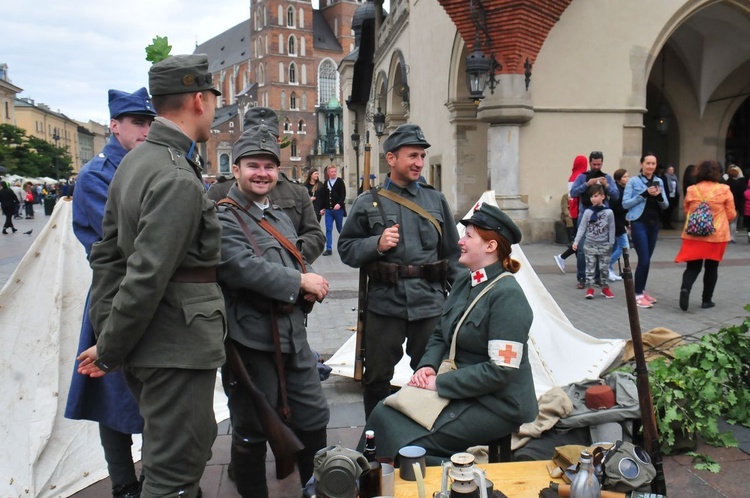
[231,443,268,498]
[295,428,328,487]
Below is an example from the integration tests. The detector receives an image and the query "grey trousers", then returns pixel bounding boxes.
[583,243,613,288]
[125,367,217,498]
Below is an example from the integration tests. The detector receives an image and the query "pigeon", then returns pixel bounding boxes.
[23,229,33,235]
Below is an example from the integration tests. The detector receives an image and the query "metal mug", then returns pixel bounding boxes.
[398,445,427,481]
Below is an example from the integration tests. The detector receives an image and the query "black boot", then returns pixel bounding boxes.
[231,443,269,498]
[295,428,328,487]
[112,481,141,498]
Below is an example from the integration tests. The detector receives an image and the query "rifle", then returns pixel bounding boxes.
[353,133,372,381]
[224,339,304,479]
[620,248,667,495]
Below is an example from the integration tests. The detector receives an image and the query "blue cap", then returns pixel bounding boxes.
[108,87,157,120]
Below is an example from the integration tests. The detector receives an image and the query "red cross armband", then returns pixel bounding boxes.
[488,340,523,369]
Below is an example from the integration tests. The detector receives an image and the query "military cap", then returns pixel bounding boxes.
[232,107,281,164]
[108,87,156,120]
[460,202,522,245]
[382,123,431,154]
[148,54,221,97]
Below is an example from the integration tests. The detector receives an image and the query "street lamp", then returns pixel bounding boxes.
[52,128,60,182]
[351,129,360,193]
[329,150,335,164]
[373,106,386,138]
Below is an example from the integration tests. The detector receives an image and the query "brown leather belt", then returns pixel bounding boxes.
[398,264,426,278]
[171,266,217,283]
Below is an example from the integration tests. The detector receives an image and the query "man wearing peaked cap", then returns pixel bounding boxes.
[339,123,461,419]
[78,55,226,498]
[382,122,431,154]
[216,107,330,497]
[148,54,221,96]
[207,106,325,262]
[65,86,156,498]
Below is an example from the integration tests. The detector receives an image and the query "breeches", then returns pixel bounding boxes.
[124,367,217,498]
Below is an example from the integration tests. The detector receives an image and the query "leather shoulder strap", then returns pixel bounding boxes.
[218,197,307,272]
[377,188,443,238]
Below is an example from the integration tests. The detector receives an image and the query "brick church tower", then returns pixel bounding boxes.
[248,0,360,178]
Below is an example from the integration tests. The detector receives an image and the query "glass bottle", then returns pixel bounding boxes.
[570,451,601,498]
[363,430,377,462]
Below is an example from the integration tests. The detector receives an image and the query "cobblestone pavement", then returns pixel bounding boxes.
[6,212,748,498]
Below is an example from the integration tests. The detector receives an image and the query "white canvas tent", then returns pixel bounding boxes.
[326,191,625,398]
[0,200,229,498]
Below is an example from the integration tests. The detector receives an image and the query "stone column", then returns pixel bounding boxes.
[477,74,534,219]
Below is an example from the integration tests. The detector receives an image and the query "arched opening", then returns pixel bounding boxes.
[726,97,750,172]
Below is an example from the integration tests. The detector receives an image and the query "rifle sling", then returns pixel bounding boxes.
[376,188,442,238]
[218,198,294,423]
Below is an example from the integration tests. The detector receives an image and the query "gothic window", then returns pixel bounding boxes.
[300,36,306,56]
[257,64,265,85]
[291,139,298,157]
[281,91,286,110]
[318,59,337,105]
[298,119,305,133]
[287,6,295,27]
[299,8,304,28]
[278,34,284,54]
[279,62,285,83]
[283,118,292,132]
[302,93,307,110]
[290,92,297,110]
[301,64,307,84]
[289,62,297,84]
[278,5,283,25]
[288,35,296,56]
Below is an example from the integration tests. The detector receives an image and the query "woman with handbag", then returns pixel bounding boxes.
[675,160,736,311]
[363,203,538,463]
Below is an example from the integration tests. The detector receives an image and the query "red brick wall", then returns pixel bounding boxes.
[438,0,572,73]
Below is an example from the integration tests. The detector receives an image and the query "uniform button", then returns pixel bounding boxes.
[449,412,456,419]
[289,294,296,301]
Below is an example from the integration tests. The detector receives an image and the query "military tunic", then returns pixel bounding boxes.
[365,261,538,461]
[217,185,329,442]
[65,135,143,434]
[88,117,226,497]
[208,173,325,263]
[338,176,461,415]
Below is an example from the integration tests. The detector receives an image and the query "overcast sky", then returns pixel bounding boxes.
[2,0,313,125]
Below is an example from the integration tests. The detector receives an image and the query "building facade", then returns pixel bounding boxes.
[342,0,750,241]
[15,97,80,174]
[0,64,22,126]
[199,0,362,180]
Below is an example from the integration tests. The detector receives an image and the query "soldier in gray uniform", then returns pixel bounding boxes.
[78,54,226,498]
[338,123,461,418]
[207,110,325,263]
[216,108,330,498]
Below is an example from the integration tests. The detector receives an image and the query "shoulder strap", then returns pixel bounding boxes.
[377,188,443,238]
[219,197,307,273]
[446,272,514,368]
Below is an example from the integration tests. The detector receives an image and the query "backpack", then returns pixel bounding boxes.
[685,185,718,236]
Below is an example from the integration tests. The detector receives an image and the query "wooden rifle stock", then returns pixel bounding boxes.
[353,138,373,381]
[620,248,667,495]
[225,340,304,480]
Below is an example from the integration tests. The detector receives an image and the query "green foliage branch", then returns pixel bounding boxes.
[646,306,750,472]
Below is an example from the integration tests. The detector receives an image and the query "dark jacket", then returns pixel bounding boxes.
[320,177,346,211]
[0,185,20,209]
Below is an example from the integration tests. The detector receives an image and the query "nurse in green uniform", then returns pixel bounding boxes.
[364,203,538,463]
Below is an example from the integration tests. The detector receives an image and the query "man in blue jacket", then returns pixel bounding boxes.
[65,87,155,498]
[569,151,619,288]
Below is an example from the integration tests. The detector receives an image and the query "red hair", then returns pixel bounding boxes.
[473,226,521,273]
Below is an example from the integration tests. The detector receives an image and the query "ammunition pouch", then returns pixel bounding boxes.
[364,259,448,286]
